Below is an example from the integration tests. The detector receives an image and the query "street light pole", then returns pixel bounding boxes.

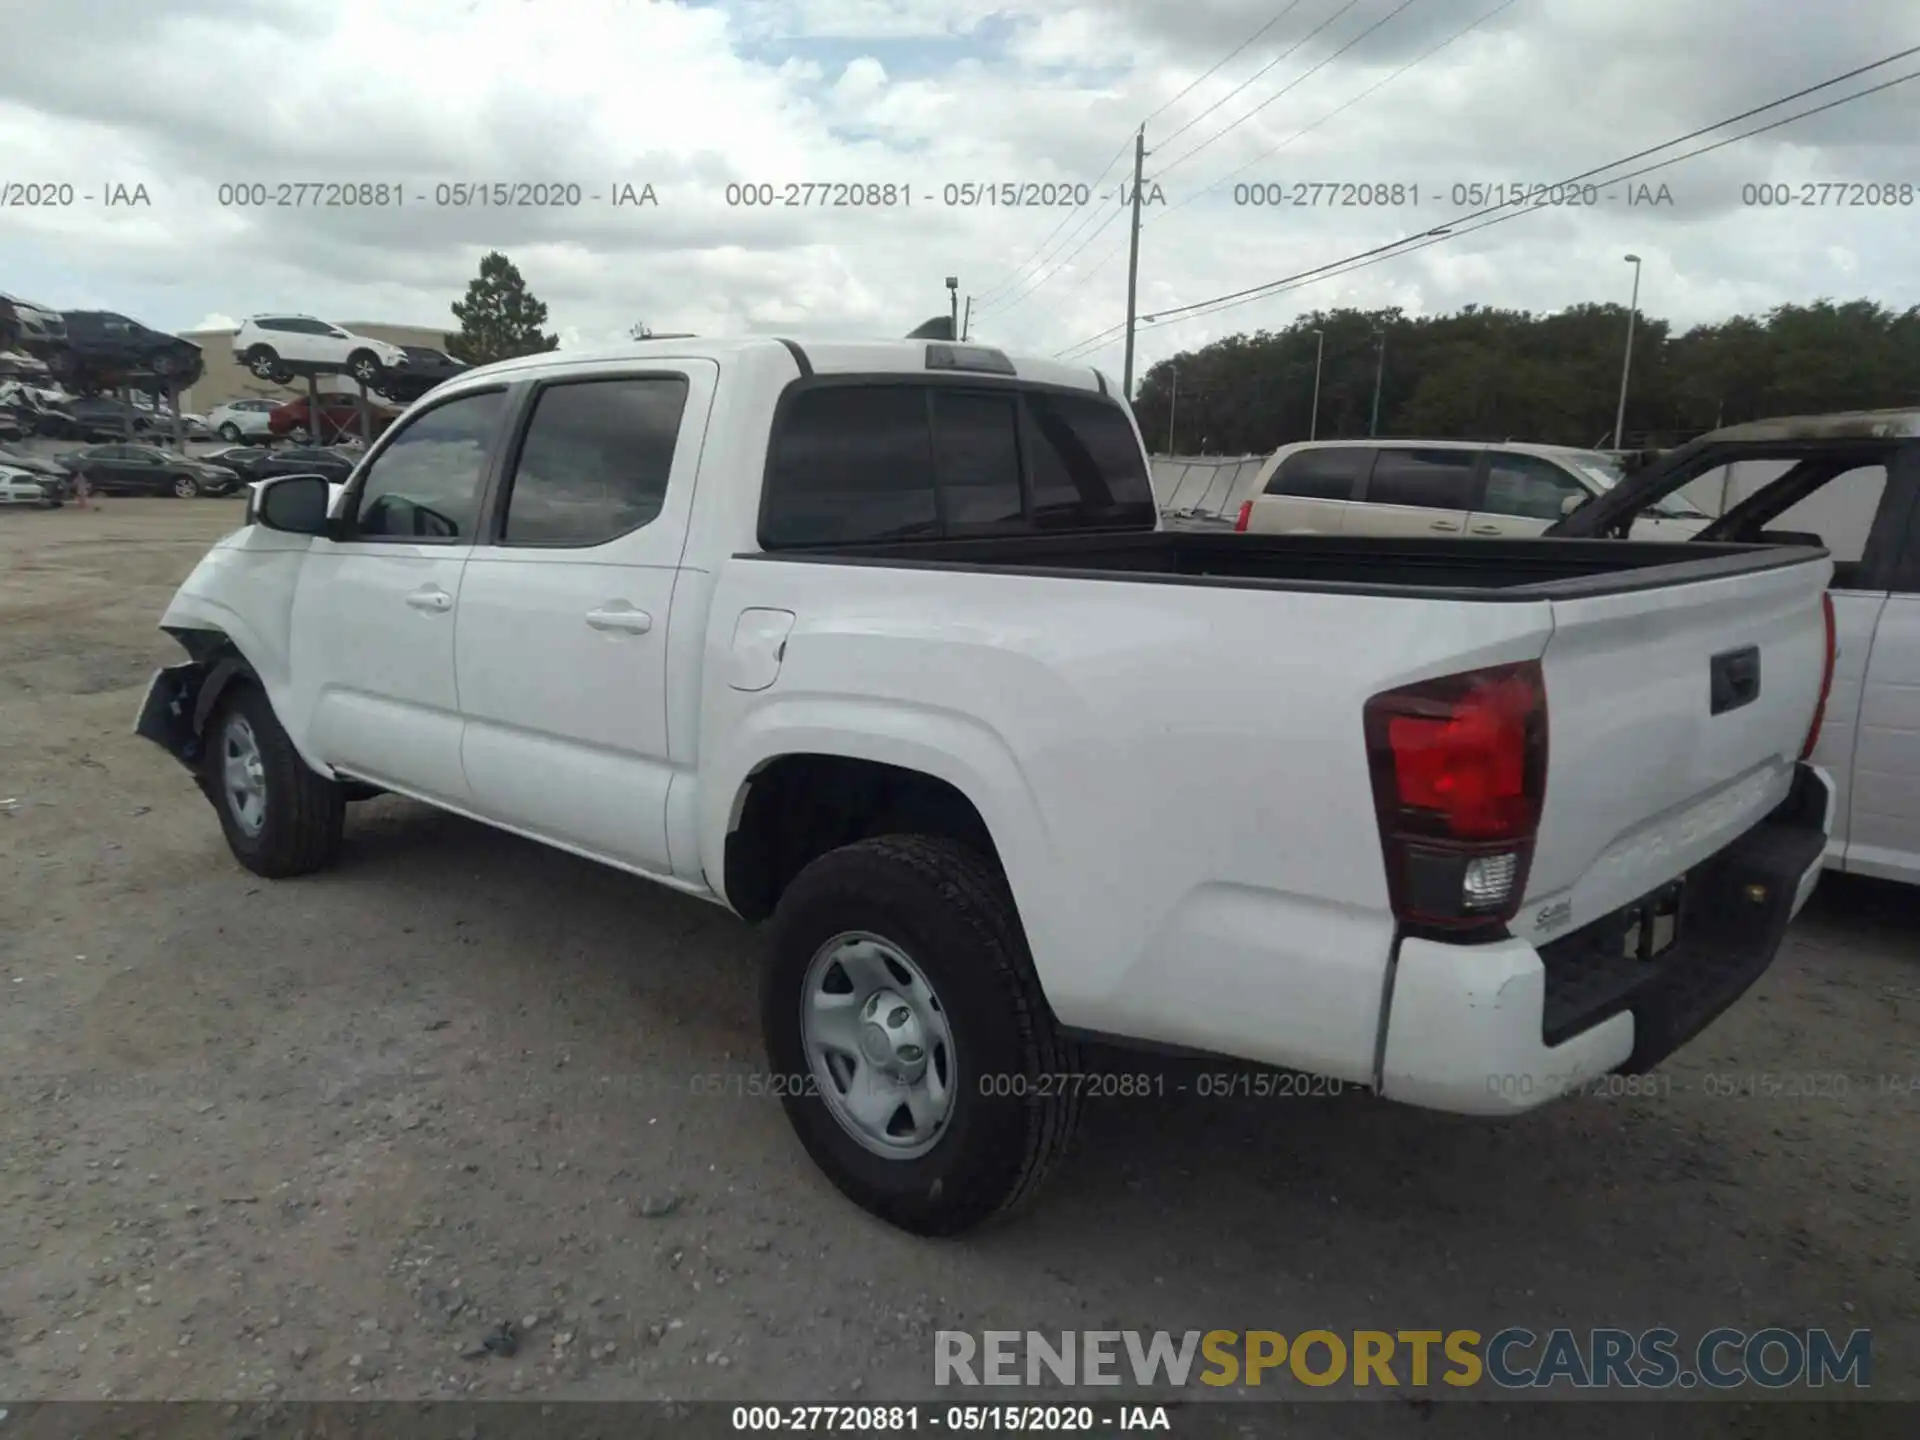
[946,276,959,339]
[1613,253,1642,450]
[1369,330,1386,438]
[1309,328,1324,441]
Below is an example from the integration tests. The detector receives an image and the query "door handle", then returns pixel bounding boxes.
[1470,524,1502,535]
[1430,520,1461,531]
[586,604,653,634]
[406,587,453,613]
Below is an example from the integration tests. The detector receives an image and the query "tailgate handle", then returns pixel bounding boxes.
[1710,646,1762,715]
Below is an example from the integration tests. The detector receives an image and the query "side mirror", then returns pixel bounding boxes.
[1561,493,1584,515]
[252,474,332,535]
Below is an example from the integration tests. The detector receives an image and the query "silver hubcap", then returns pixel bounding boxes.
[802,932,955,1159]
[173,477,195,496]
[221,715,267,835]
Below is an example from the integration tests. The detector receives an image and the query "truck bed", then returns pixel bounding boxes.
[745,530,1826,600]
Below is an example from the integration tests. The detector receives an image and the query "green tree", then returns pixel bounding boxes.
[447,251,559,366]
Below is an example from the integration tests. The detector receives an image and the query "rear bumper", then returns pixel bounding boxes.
[1379,763,1832,1115]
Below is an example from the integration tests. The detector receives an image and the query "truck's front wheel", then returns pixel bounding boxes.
[202,683,345,878]
[763,835,1081,1236]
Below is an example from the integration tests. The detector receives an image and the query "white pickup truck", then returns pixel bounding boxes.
[138,337,1838,1235]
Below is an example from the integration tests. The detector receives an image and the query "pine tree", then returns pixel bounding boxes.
[447,251,559,366]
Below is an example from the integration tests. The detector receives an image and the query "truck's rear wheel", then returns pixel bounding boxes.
[763,835,1081,1236]
[202,682,344,878]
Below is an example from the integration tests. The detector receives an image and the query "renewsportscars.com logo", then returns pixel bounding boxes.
[934,1328,1872,1391]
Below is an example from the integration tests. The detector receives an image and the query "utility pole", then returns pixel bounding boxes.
[1369,329,1387,438]
[1122,125,1145,399]
[946,277,959,339]
[1167,364,1179,454]
[1309,328,1324,441]
[961,296,971,342]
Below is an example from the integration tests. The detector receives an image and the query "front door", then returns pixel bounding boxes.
[286,386,510,807]
[1466,451,1592,537]
[454,364,715,875]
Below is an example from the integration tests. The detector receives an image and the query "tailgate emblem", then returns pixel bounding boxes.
[1534,899,1573,934]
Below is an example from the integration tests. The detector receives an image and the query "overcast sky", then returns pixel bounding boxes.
[2,0,1917,381]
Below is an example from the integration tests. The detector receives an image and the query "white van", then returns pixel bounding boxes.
[1228,439,1709,540]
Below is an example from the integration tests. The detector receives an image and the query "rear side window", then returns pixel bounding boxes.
[1023,390,1155,529]
[501,377,689,545]
[1367,448,1477,510]
[761,383,1152,547]
[1266,447,1369,500]
[761,387,938,546]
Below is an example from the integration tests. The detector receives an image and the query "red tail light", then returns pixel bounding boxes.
[1364,661,1548,929]
[1234,500,1253,532]
[1801,591,1837,761]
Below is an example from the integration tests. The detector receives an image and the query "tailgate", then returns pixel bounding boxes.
[1515,553,1830,943]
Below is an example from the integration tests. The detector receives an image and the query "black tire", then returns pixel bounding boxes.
[246,345,281,380]
[218,422,242,441]
[763,835,1081,1236]
[200,681,344,878]
[346,349,384,386]
[170,474,200,498]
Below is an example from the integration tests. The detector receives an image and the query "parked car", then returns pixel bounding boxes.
[1551,406,1920,888]
[59,311,204,388]
[0,465,61,507]
[0,444,73,491]
[37,395,157,441]
[137,336,1836,1236]
[198,445,270,484]
[206,398,280,443]
[1227,439,1711,541]
[232,316,410,388]
[373,346,468,403]
[0,348,52,382]
[0,411,24,443]
[59,443,238,497]
[268,392,399,443]
[244,445,358,484]
[0,292,67,355]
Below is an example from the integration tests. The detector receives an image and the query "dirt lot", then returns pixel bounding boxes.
[0,499,1915,1425]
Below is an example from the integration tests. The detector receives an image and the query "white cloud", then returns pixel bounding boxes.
[0,0,1914,384]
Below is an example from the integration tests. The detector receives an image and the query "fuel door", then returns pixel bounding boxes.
[728,608,796,692]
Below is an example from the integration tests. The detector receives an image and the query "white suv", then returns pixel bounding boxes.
[231,316,409,387]
[206,398,281,442]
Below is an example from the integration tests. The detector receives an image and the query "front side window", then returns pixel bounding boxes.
[349,389,503,540]
[501,377,690,545]
[1483,453,1591,521]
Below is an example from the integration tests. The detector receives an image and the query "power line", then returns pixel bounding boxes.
[1142,4,1308,127]
[972,132,1136,308]
[1156,0,1515,212]
[976,205,1127,318]
[1157,0,1354,150]
[1156,0,1425,180]
[1054,47,1920,359]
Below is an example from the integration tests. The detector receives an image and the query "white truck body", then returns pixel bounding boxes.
[139,337,1837,1233]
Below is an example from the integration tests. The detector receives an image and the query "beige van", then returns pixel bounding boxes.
[1228,439,1709,540]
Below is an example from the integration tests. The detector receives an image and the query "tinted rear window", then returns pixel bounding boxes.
[762,387,939,547]
[1023,390,1155,529]
[1267,447,1370,500]
[761,382,1152,548]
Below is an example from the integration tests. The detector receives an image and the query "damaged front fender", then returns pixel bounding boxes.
[132,651,254,772]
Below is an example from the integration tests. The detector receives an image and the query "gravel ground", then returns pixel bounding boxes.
[0,500,1914,1431]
